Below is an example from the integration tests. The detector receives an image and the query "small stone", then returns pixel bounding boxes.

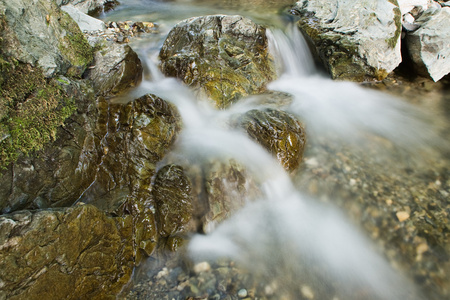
[156,267,169,279]
[301,285,315,299]
[237,288,248,298]
[386,199,393,206]
[417,242,429,255]
[349,178,357,186]
[193,262,211,274]
[396,211,410,222]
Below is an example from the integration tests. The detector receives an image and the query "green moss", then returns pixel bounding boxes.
[58,12,94,78]
[0,62,76,168]
[386,1,402,49]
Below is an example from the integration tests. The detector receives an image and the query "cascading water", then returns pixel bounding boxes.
[105,3,448,299]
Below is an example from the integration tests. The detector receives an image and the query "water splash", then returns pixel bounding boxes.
[267,26,448,157]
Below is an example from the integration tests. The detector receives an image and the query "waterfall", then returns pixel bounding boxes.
[108,9,446,298]
[170,26,424,300]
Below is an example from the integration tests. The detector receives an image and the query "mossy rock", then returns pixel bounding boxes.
[0,62,77,169]
[0,204,134,300]
[160,15,276,108]
[232,108,306,172]
[0,78,101,213]
[0,0,93,78]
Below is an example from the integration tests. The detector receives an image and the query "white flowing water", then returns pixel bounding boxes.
[105,3,448,299]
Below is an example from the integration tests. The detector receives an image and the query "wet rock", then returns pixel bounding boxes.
[202,160,260,232]
[153,164,195,237]
[0,79,102,213]
[87,42,143,96]
[61,4,106,32]
[291,0,402,81]
[232,109,306,172]
[160,15,276,108]
[0,0,93,77]
[92,94,181,197]
[405,7,450,81]
[0,204,134,300]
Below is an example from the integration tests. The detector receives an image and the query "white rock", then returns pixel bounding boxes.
[403,13,416,23]
[193,261,211,274]
[292,0,402,80]
[406,7,450,81]
[397,0,429,15]
[61,4,106,33]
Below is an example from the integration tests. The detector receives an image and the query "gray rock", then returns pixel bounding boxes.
[61,4,106,32]
[57,0,119,15]
[87,42,143,96]
[160,15,276,108]
[0,0,93,77]
[0,204,135,300]
[406,7,450,81]
[291,0,402,81]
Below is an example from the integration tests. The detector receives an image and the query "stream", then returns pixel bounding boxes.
[101,1,450,299]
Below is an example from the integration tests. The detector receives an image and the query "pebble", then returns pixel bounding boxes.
[301,285,315,299]
[237,288,247,298]
[396,211,410,222]
[193,261,211,274]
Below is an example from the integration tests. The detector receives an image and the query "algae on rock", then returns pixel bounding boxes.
[0,0,95,169]
[160,15,276,109]
[232,108,306,172]
[0,204,135,300]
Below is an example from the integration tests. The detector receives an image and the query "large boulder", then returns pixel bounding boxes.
[159,15,276,109]
[93,94,181,197]
[0,0,93,78]
[0,0,97,172]
[405,6,450,81]
[232,109,306,172]
[291,0,402,81]
[87,42,143,96]
[0,79,102,213]
[0,204,134,300]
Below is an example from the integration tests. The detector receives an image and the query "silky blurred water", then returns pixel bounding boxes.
[104,2,449,299]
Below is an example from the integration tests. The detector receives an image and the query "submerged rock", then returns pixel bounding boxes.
[405,7,450,81]
[202,160,260,233]
[87,42,143,96]
[232,109,306,172]
[0,204,134,300]
[291,0,402,81]
[160,15,276,108]
[153,164,195,237]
